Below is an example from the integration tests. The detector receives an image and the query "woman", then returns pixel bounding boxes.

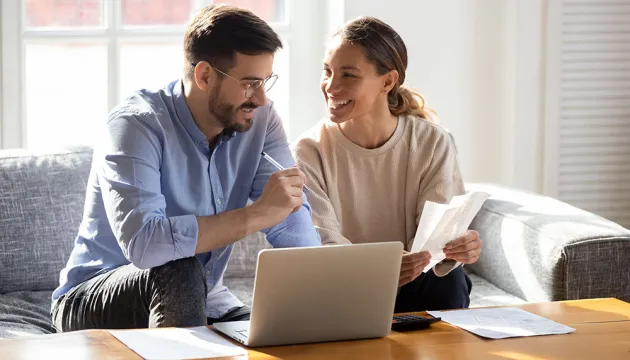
[293,17,481,312]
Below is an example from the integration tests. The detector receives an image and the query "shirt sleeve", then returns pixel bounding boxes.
[248,103,321,248]
[293,137,351,246]
[413,132,466,277]
[97,114,199,269]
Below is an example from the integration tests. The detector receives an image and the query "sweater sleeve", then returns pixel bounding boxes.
[293,138,351,246]
[413,131,466,277]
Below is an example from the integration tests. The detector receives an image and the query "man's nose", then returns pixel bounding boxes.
[250,86,267,106]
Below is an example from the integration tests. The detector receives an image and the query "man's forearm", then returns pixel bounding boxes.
[195,204,269,254]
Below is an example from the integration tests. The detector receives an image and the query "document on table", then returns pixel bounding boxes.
[427,308,576,339]
[109,326,247,360]
[410,191,491,272]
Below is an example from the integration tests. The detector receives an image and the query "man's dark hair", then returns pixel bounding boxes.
[184,4,283,77]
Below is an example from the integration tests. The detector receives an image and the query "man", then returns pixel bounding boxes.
[52,4,320,331]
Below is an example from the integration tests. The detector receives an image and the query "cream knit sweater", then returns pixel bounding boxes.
[293,115,465,276]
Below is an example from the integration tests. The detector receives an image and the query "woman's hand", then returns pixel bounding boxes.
[399,251,431,287]
[443,230,482,264]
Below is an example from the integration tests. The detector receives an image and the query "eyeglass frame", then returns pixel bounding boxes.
[191,61,278,99]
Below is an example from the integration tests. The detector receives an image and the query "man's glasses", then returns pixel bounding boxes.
[192,62,278,99]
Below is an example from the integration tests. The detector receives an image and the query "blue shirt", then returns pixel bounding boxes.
[53,80,321,318]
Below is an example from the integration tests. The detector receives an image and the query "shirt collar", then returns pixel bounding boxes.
[172,80,207,145]
[222,129,236,141]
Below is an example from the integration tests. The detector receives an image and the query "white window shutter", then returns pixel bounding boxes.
[545,0,630,228]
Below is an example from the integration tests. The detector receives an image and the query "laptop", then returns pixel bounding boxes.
[213,242,403,347]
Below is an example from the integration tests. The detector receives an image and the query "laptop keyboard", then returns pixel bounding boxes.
[236,329,249,338]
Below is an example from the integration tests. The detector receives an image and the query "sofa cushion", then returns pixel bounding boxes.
[467,273,526,307]
[0,291,54,338]
[467,183,630,303]
[0,147,92,293]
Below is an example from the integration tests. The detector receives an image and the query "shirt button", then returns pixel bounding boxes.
[216,198,223,205]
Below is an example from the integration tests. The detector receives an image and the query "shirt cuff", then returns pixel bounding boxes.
[169,214,199,259]
[433,259,462,277]
[264,206,321,248]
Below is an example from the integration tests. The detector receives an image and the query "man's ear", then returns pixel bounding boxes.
[382,70,399,93]
[194,61,214,92]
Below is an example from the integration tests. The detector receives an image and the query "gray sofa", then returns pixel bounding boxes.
[1,147,629,339]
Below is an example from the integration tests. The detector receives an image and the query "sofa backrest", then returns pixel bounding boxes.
[0,147,92,293]
[224,231,271,279]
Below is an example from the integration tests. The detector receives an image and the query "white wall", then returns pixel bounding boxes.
[336,0,545,191]
[284,0,330,140]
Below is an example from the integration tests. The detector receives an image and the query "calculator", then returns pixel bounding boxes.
[391,314,441,332]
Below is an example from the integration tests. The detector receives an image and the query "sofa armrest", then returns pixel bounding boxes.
[467,183,630,303]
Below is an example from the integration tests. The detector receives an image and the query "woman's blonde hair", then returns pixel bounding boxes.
[334,16,437,122]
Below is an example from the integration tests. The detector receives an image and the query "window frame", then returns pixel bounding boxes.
[0,0,300,149]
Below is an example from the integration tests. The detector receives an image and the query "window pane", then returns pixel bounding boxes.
[25,44,108,148]
[121,0,192,26]
[212,0,286,23]
[271,46,290,133]
[119,43,183,100]
[25,0,103,29]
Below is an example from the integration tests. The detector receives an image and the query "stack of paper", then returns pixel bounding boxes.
[410,191,491,272]
[427,308,576,339]
[109,326,247,360]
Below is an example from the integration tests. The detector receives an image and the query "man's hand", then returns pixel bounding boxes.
[195,168,306,254]
[399,251,431,287]
[443,230,482,264]
[250,167,306,228]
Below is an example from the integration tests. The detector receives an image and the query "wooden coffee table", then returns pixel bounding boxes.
[1,298,629,359]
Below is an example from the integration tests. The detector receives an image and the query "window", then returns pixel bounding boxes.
[0,0,311,149]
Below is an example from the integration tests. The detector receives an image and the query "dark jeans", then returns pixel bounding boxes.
[51,257,250,332]
[394,266,472,313]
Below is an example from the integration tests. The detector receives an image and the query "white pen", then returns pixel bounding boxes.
[261,151,311,192]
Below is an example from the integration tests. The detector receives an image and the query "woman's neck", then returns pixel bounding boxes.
[338,103,398,149]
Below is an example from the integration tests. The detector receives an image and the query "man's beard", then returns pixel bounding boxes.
[208,83,257,133]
